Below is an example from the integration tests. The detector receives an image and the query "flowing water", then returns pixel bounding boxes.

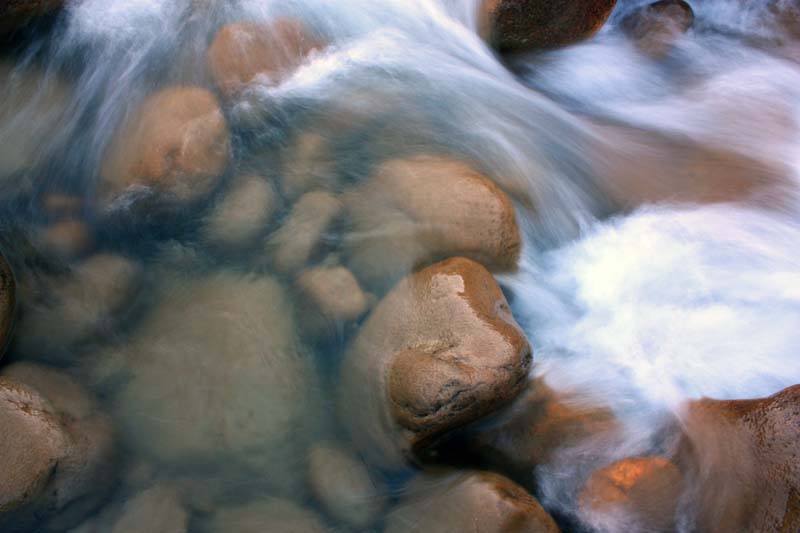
[1,0,799,531]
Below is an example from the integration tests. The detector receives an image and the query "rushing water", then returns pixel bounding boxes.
[0,0,799,531]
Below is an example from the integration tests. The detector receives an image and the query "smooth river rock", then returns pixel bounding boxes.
[479,0,617,52]
[338,257,532,469]
[99,87,230,215]
[385,471,560,533]
[209,499,327,533]
[203,174,278,250]
[294,264,370,341]
[620,0,695,58]
[343,155,521,293]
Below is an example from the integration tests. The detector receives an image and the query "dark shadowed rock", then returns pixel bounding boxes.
[385,470,560,533]
[339,257,532,469]
[0,0,62,34]
[621,0,694,57]
[0,250,14,356]
[479,0,617,52]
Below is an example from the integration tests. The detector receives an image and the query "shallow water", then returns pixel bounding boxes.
[1,0,799,531]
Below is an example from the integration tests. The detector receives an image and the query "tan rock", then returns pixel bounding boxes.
[114,273,324,497]
[99,87,230,213]
[207,19,323,100]
[679,385,800,532]
[268,190,342,275]
[294,264,369,340]
[209,499,326,533]
[385,471,560,533]
[35,219,94,259]
[41,193,84,219]
[343,155,521,293]
[621,0,695,58]
[111,485,188,533]
[281,132,341,202]
[308,441,386,528]
[479,0,617,52]
[0,250,14,356]
[578,456,683,532]
[339,257,532,469]
[203,174,278,250]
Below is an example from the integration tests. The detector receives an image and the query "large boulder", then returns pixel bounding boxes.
[342,155,521,293]
[338,257,532,469]
[0,250,14,356]
[114,272,324,497]
[206,19,323,101]
[98,87,230,215]
[679,385,800,532]
[385,471,560,533]
[0,363,116,532]
[479,0,617,52]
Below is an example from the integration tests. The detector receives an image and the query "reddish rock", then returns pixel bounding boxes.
[578,456,683,532]
[680,385,800,532]
[621,0,695,57]
[206,19,323,100]
[479,0,617,52]
[0,251,14,356]
[338,257,532,469]
[35,218,94,259]
[385,470,560,533]
[99,87,230,213]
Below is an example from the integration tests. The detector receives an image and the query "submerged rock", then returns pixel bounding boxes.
[0,1,62,34]
[0,250,14,356]
[343,155,521,293]
[203,174,278,250]
[110,485,188,533]
[578,456,683,533]
[209,499,326,533]
[621,0,695,58]
[35,218,94,260]
[280,132,342,202]
[308,441,386,528]
[98,87,230,215]
[680,385,800,532]
[479,0,617,52]
[0,363,116,532]
[114,273,324,497]
[339,257,532,469]
[206,19,323,100]
[385,470,560,533]
[294,264,370,341]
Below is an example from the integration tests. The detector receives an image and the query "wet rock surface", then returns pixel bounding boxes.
[209,499,327,533]
[621,0,695,57]
[294,264,370,341]
[0,250,14,356]
[385,470,560,533]
[0,0,62,34]
[339,257,532,468]
[109,485,188,533]
[343,155,521,292]
[203,174,277,250]
[480,0,617,52]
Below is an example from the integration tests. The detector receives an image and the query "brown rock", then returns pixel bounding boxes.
[267,190,342,275]
[679,385,800,532]
[41,193,84,219]
[578,456,683,532]
[206,19,323,100]
[308,441,386,528]
[0,0,62,34]
[621,0,695,57]
[385,470,560,533]
[0,250,14,356]
[210,499,326,533]
[294,264,370,340]
[479,0,617,52]
[281,132,341,202]
[339,257,532,469]
[99,87,230,213]
[203,174,278,250]
[343,155,521,293]
[110,485,188,533]
[0,363,116,532]
[35,219,94,259]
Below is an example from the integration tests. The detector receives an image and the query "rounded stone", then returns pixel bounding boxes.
[99,86,230,213]
[338,257,532,469]
[110,485,188,533]
[209,499,326,533]
[35,219,94,260]
[203,174,278,250]
[621,0,694,57]
[479,0,617,52]
[294,265,370,340]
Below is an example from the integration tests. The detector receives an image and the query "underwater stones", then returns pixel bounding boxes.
[207,19,323,100]
[0,363,116,532]
[203,174,277,250]
[14,253,142,359]
[294,265,370,341]
[479,0,617,52]
[385,471,560,533]
[268,190,342,275]
[343,155,521,293]
[281,132,341,202]
[110,485,188,533]
[680,385,800,532]
[308,441,386,528]
[35,218,94,260]
[210,499,327,533]
[0,250,14,356]
[578,456,683,533]
[115,273,323,496]
[621,0,694,57]
[99,87,230,215]
[339,257,532,469]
